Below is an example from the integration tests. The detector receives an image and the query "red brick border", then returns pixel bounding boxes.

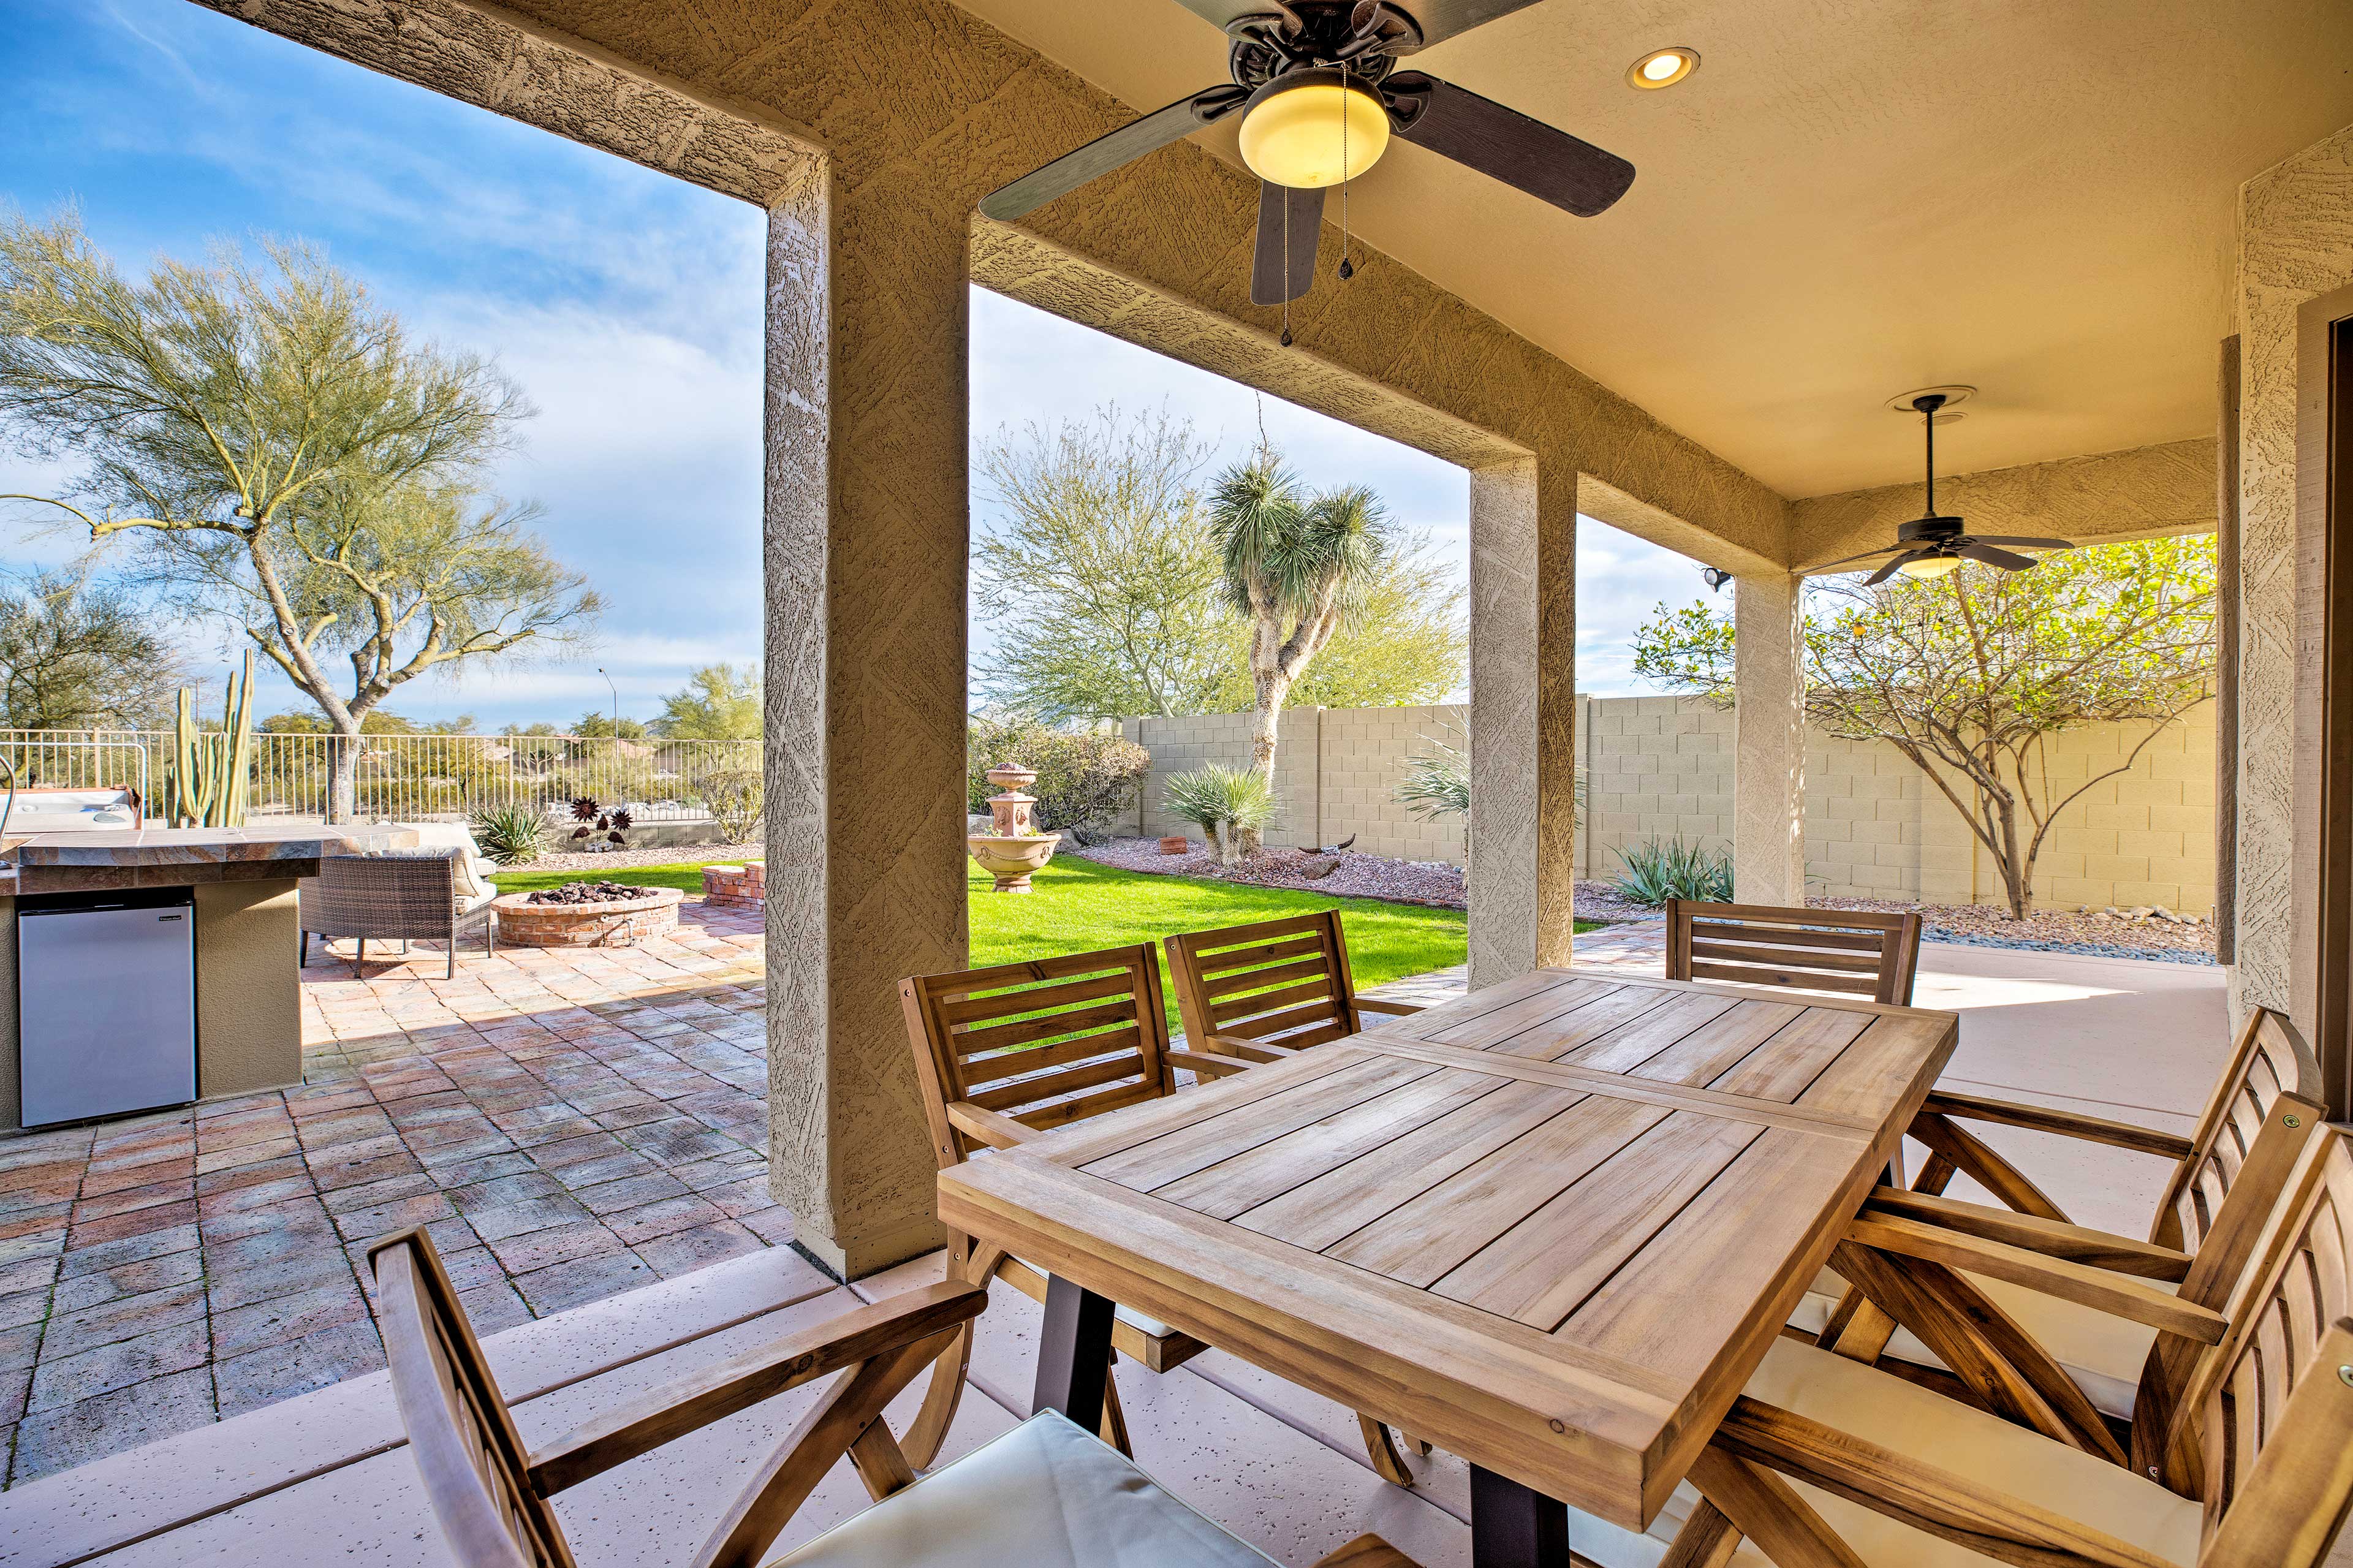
[492,886,684,946]
[702,862,766,910]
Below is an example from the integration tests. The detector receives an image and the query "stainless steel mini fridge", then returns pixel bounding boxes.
[18,889,198,1126]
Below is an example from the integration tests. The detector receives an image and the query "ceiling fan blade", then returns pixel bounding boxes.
[1813,545,1901,570]
[1957,542,2037,572]
[1168,0,1544,51]
[980,87,1244,221]
[1384,72,1635,217]
[1251,180,1325,306]
[1863,553,1918,587]
[1969,536,2073,550]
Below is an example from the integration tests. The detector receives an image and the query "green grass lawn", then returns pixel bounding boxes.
[491,852,1599,1031]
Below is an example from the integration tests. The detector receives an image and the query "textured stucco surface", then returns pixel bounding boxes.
[1790,439,2219,574]
[2235,124,2353,1027]
[1732,574,1807,904]
[191,882,305,1099]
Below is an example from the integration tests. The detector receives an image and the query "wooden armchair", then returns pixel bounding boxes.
[898,945,1416,1485]
[1813,1007,2327,1474]
[1665,898,1924,1004]
[369,1228,1422,1568]
[1660,1129,2353,1568]
[1164,910,1425,1060]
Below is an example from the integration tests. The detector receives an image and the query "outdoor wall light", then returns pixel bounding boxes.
[1237,70,1391,189]
[1626,48,1700,89]
[1700,566,1732,591]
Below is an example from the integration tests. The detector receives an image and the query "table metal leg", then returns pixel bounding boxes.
[1033,1274,1115,1435]
[1471,1465,1572,1568]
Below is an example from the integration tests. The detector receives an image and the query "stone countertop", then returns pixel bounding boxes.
[0,824,418,868]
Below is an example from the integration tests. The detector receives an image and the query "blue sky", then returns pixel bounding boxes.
[0,0,1702,729]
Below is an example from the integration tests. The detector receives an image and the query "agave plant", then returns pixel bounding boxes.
[1162,764,1276,870]
[1608,836,1734,907]
[470,804,546,867]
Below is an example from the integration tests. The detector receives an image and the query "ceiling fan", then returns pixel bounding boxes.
[979,0,1637,308]
[1817,393,2074,585]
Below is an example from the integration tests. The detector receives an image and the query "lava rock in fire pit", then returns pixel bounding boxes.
[525,881,657,906]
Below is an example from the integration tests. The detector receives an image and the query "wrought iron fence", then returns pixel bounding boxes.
[0,730,762,825]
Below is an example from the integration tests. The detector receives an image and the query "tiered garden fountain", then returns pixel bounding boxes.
[967,762,1059,893]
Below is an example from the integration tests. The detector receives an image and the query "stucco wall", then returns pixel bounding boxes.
[1123,697,2218,914]
[2234,122,2353,1036]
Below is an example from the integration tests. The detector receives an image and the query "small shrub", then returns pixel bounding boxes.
[1608,836,1733,906]
[470,804,546,866]
[1162,764,1276,868]
[1395,737,1470,823]
[694,767,763,841]
[967,718,1150,832]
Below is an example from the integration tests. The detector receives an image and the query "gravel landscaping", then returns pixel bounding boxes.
[1080,840,2215,964]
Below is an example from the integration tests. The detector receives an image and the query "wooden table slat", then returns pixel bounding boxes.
[939,966,1958,1531]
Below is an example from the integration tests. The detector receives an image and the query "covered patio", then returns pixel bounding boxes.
[4,0,2352,1563]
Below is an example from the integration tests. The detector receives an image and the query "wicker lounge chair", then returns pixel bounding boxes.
[300,822,501,978]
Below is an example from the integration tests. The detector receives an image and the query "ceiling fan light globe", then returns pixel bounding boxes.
[1896,554,1962,580]
[1238,74,1390,189]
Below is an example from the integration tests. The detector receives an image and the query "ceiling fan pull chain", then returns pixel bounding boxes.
[1280,173,1295,346]
[1338,60,1355,281]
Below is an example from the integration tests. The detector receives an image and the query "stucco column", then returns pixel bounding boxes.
[1732,572,1808,905]
[1469,458,1577,985]
[762,156,968,1279]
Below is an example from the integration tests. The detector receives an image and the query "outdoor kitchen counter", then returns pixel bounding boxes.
[0,824,417,1129]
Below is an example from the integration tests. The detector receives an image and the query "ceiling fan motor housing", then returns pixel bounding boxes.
[1896,515,1967,545]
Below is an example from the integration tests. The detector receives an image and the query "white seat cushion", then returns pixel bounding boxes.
[1791,1266,2161,1420]
[1554,1337,2202,1568]
[763,1410,1278,1567]
[392,822,498,902]
[1011,1257,1175,1339]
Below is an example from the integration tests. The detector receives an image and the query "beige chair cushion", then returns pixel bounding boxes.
[1555,1336,2203,1568]
[393,822,498,903]
[1794,1266,2161,1420]
[1011,1257,1175,1339]
[763,1410,1278,1567]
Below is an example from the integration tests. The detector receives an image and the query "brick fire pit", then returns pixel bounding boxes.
[491,885,684,947]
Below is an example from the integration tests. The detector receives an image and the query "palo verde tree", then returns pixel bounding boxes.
[1631,536,2217,917]
[1208,449,1397,854]
[0,213,597,819]
[0,568,189,732]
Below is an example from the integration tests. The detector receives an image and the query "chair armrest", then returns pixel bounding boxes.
[1207,1033,1297,1061]
[1920,1089,2195,1159]
[1862,1187,2192,1281]
[1710,1396,2177,1568]
[1352,996,1425,1016]
[1311,1536,1424,1567]
[1844,1213,2224,1343]
[527,1281,986,1493]
[945,1100,1040,1150]
[1165,1048,1262,1080]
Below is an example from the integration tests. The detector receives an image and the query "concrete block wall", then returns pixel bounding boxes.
[1118,696,2218,914]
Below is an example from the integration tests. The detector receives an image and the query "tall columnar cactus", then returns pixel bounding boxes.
[170,651,256,828]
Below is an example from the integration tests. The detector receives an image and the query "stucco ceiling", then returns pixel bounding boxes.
[951,0,2353,499]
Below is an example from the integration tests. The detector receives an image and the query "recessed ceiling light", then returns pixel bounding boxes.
[1626,48,1699,90]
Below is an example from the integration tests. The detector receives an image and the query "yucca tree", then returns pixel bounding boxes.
[1207,451,1392,854]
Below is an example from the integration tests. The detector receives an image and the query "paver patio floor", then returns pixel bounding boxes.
[0,899,777,1487]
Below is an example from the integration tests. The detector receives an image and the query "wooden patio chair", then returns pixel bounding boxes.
[1665,898,1925,1004]
[1807,1007,2327,1477]
[368,1227,1422,1568]
[898,944,1417,1484]
[1652,1127,2353,1568]
[1164,910,1425,1059]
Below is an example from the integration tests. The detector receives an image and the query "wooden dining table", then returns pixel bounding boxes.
[936,965,1959,1567]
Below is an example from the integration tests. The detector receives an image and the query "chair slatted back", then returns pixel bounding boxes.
[900,945,1175,1162]
[1665,900,1923,1005]
[2156,1009,2326,1254]
[2189,1132,2353,1567]
[369,1230,572,1568]
[1165,911,1365,1055]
